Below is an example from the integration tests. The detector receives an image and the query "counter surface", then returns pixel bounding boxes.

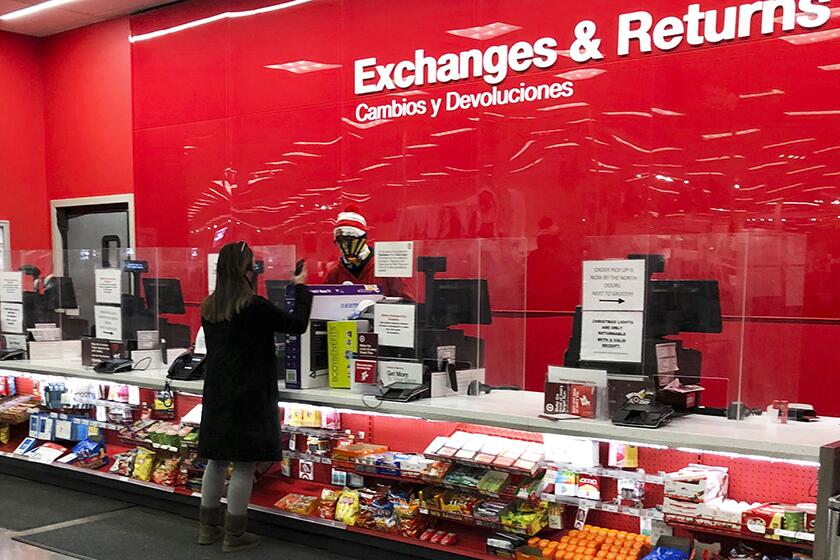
[2,359,838,462]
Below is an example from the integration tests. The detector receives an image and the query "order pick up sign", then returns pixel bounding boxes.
[579,259,646,364]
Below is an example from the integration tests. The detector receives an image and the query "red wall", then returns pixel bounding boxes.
[0,17,134,252]
[0,31,49,250]
[3,1,840,414]
[126,0,840,414]
[43,17,134,201]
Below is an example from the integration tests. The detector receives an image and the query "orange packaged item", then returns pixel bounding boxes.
[515,547,543,560]
[332,443,388,461]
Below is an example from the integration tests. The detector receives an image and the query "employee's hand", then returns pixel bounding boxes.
[293,262,307,285]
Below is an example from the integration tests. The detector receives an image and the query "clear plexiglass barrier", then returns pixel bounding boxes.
[0,236,829,425]
[369,238,528,391]
[0,247,298,362]
[577,234,749,419]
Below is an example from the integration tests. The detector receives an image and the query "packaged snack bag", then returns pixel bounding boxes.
[336,489,360,525]
[132,448,157,481]
[319,489,340,520]
[109,450,136,476]
[151,457,180,486]
[71,438,109,470]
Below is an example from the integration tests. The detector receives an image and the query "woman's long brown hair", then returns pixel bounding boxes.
[201,241,255,323]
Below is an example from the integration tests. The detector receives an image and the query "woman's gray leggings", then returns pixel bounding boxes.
[200,460,255,516]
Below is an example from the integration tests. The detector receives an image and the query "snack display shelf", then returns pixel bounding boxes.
[285,451,524,502]
[667,521,814,551]
[281,425,361,438]
[72,396,135,412]
[425,453,543,477]
[247,503,348,530]
[4,360,840,462]
[418,505,536,537]
[284,450,333,464]
[548,465,666,485]
[540,493,664,521]
[43,413,122,432]
[347,525,497,560]
[0,448,176,493]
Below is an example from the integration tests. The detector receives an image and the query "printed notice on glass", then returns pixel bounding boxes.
[374,241,414,278]
[3,334,27,350]
[373,303,416,348]
[1,302,24,334]
[94,305,123,341]
[207,253,219,294]
[0,271,23,303]
[94,268,122,305]
[379,360,424,386]
[582,259,646,311]
[580,311,643,363]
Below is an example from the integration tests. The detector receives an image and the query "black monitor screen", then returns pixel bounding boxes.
[647,280,722,336]
[45,277,77,310]
[427,279,492,328]
[265,280,292,307]
[143,278,185,315]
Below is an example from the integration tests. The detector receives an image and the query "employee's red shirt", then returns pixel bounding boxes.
[324,258,414,300]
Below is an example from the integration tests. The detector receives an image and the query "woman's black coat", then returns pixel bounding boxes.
[198,285,313,462]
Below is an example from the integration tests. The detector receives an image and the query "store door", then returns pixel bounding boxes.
[55,202,131,325]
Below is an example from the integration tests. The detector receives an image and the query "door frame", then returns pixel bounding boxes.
[0,220,9,270]
[50,194,136,275]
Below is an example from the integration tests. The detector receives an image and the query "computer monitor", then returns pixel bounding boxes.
[142,278,185,315]
[44,277,77,310]
[425,279,492,329]
[265,279,292,307]
[647,280,722,336]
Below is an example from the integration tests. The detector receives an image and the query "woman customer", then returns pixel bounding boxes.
[197,241,312,552]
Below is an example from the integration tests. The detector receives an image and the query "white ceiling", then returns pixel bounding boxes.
[0,0,174,37]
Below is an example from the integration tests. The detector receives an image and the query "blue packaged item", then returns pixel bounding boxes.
[643,548,690,560]
[70,438,109,469]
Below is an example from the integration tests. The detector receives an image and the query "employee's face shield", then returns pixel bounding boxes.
[335,234,368,266]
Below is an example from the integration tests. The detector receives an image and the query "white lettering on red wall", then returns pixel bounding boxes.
[350,0,832,121]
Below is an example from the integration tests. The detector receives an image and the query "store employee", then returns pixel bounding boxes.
[324,205,414,300]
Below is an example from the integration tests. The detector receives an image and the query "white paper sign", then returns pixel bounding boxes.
[0,271,23,303]
[95,268,122,305]
[374,303,416,348]
[580,310,644,363]
[207,253,219,294]
[374,241,414,278]
[379,360,424,386]
[94,305,123,341]
[4,334,27,350]
[582,259,646,311]
[1,302,24,334]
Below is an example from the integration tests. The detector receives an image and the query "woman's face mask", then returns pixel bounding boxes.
[336,235,369,268]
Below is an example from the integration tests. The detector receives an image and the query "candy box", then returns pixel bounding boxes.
[742,503,788,538]
[577,474,601,500]
[665,465,728,503]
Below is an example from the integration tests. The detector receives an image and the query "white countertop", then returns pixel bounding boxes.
[2,359,838,462]
[275,387,839,462]
[0,358,172,391]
